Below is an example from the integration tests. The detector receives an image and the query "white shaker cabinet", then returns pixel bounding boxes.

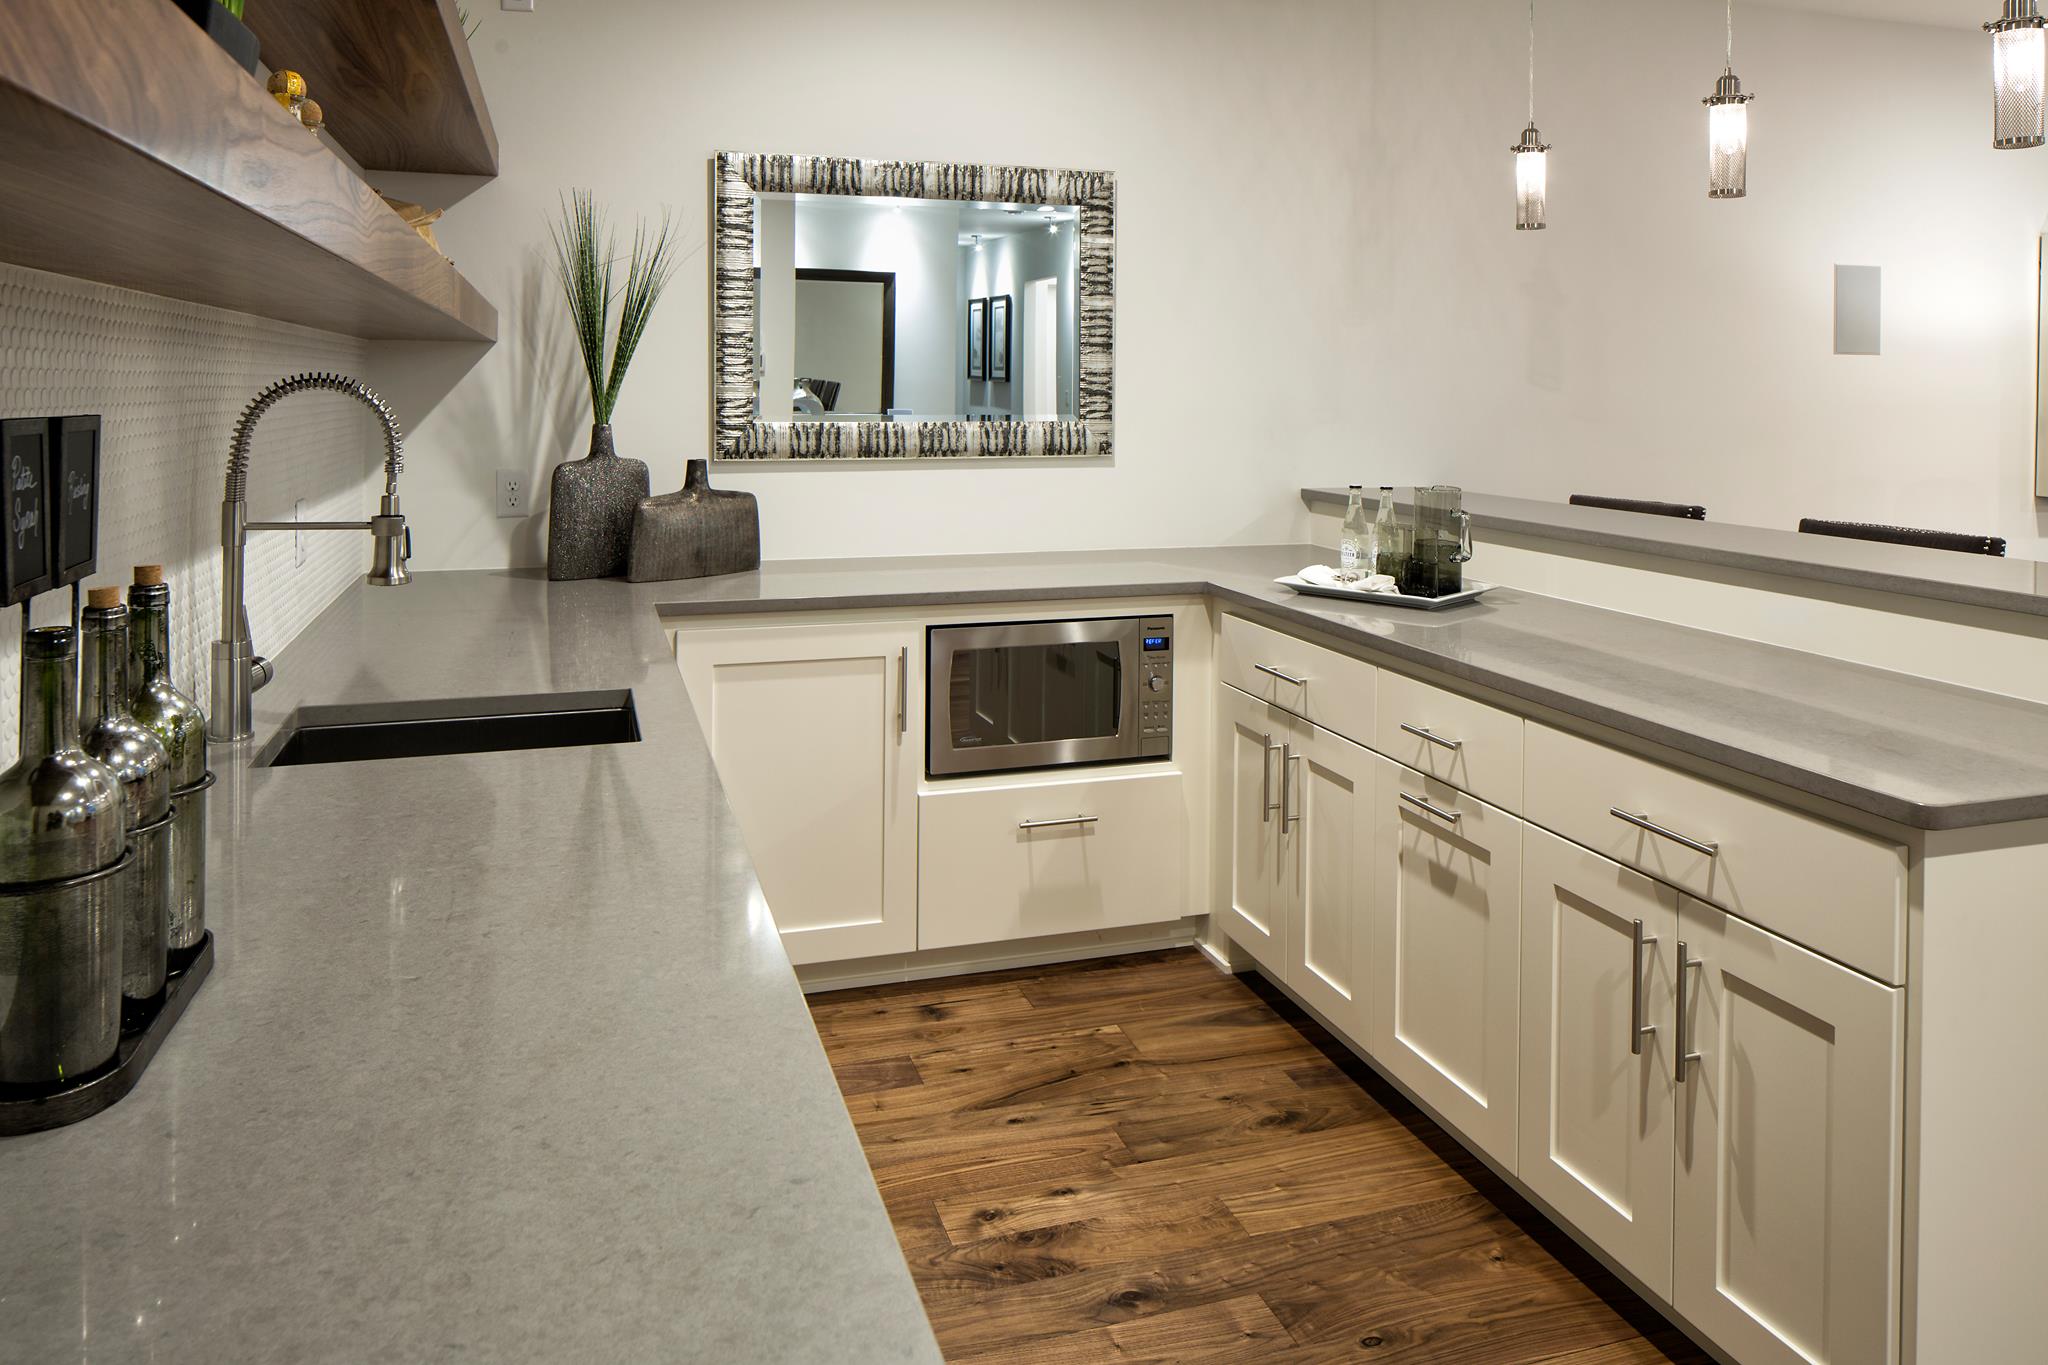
[1672,895,1904,1365]
[1215,685,1374,1038]
[1217,685,1290,978]
[1519,827,1679,1298]
[673,621,921,966]
[1370,762,1524,1172]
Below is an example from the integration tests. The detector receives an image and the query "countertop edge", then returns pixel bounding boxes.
[1298,486,2048,621]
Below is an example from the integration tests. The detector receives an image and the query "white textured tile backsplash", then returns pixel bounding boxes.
[0,262,383,768]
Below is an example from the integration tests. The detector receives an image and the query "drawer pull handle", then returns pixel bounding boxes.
[1255,662,1308,687]
[1675,943,1703,1083]
[897,646,909,737]
[1018,815,1099,832]
[1282,746,1302,830]
[1400,722,1463,751]
[1630,918,1659,1057]
[1609,808,1719,858]
[1399,791,1461,825]
[1261,733,1283,821]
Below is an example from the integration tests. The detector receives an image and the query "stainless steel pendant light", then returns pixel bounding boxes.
[1987,1,2048,149]
[1513,0,1550,230]
[1704,0,1755,198]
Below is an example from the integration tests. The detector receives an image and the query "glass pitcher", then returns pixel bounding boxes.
[1402,485,1473,597]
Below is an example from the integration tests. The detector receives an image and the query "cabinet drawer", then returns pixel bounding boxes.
[1524,724,1906,983]
[1376,669,1525,813]
[1218,613,1377,746]
[918,769,1188,951]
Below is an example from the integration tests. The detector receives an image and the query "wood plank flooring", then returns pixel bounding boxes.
[808,948,1710,1364]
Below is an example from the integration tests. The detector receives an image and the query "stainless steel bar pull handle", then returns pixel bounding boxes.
[1255,662,1308,687]
[1280,746,1302,829]
[1610,808,1719,858]
[1399,791,1462,825]
[1630,919,1659,1057]
[1018,815,1100,831]
[897,646,908,737]
[1260,734,1282,821]
[1400,722,1463,751]
[1675,942,1703,1082]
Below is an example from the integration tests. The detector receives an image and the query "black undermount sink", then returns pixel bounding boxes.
[257,690,640,767]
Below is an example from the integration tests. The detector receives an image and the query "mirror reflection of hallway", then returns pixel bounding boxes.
[794,268,895,416]
[1024,276,1058,419]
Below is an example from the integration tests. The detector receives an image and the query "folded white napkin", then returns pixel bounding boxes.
[1298,564,1398,593]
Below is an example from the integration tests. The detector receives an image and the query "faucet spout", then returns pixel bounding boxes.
[210,372,410,743]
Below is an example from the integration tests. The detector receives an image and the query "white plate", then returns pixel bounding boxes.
[1275,575,1496,611]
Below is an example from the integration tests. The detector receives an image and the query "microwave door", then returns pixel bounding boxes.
[927,621,1144,777]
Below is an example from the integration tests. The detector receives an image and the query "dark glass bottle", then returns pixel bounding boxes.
[128,569,209,963]
[82,591,174,1021]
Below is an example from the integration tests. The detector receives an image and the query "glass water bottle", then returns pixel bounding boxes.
[0,627,128,1084]
[82,589,174,1025]
[128,567,210,970]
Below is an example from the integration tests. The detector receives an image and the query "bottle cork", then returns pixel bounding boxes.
[86,586,121,609]
[133,565,164,586]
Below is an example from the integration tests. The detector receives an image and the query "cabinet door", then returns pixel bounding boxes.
[1371,764,1524,1171]
[1673,897,1903,1365]
[1519,828,1677,1298]
[1216,686,1288,976]
[1279,723,1375,1039]
[675,623,920,966]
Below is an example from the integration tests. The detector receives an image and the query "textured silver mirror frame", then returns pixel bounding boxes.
[710,152,1115,461]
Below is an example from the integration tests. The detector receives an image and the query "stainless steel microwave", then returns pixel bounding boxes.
[927,616,1173,778]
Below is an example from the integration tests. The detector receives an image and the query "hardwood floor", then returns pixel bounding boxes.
[808,948,1710,1364]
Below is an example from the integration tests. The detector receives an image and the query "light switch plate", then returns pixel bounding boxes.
[500,0,533,10]
[1835,264,1881,356]
[293,498,308,567]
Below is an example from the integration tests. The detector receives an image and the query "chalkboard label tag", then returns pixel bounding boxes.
[0,418,53,608]
[53,415,100,588]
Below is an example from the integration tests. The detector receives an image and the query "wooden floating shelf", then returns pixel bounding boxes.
[244,0,499,176]
[0,0,496,343]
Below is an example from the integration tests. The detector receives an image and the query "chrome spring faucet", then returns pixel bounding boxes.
[209,372,412,743]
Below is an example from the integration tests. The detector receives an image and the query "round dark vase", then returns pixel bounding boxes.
[626,459,762,583]
[547,423,650,581]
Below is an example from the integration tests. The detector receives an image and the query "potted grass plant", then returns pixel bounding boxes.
[546,191,680,580]
[175,0,261,73]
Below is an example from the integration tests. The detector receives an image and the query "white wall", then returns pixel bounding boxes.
[1302,0,2048,555]
[0,263,381,766]
[378,0,1379,569]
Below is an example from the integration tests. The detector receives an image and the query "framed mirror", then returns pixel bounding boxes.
[712,151,1115,460]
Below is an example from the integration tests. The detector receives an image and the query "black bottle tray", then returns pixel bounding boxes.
[0,931,214,1136]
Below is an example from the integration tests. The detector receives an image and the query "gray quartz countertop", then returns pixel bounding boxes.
[0,571,941,1365]
[656,544,2048,830]
[1301,485,2048,619]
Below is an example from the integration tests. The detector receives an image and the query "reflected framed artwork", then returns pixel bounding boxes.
[987,293,1012,383]
[967,296,987,381]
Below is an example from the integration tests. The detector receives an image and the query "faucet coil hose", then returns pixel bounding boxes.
[224,372,404,503]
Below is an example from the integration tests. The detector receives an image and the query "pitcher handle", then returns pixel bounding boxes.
[1453,508,1473,563]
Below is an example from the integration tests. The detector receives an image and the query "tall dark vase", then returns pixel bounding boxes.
[548,424,650,581]
[627,460,761,583]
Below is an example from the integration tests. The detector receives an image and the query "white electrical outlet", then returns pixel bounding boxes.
[293,498,308,567]
[500,0,533,11]
[496,468,529,518]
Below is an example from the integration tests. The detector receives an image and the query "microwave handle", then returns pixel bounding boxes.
[897,646,909,737]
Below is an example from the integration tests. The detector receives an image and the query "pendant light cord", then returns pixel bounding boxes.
[1528,0,1537,123]
[1726,0,1734,70]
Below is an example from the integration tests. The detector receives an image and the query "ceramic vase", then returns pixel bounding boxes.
[627,460,761,583]
[548,424,650,581]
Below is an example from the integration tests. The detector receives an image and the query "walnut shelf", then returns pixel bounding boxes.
[0,0,496,343]
[244,0,499,176]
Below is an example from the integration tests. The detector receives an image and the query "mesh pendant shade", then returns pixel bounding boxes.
[1988,3,2048,149]
[1705,72,1753,198]
[1513,126,1550,230]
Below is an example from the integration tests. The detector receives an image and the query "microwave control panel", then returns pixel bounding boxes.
[1139,616,1173,756]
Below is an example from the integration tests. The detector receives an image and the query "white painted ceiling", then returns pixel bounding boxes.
[1754,0,1992,31]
